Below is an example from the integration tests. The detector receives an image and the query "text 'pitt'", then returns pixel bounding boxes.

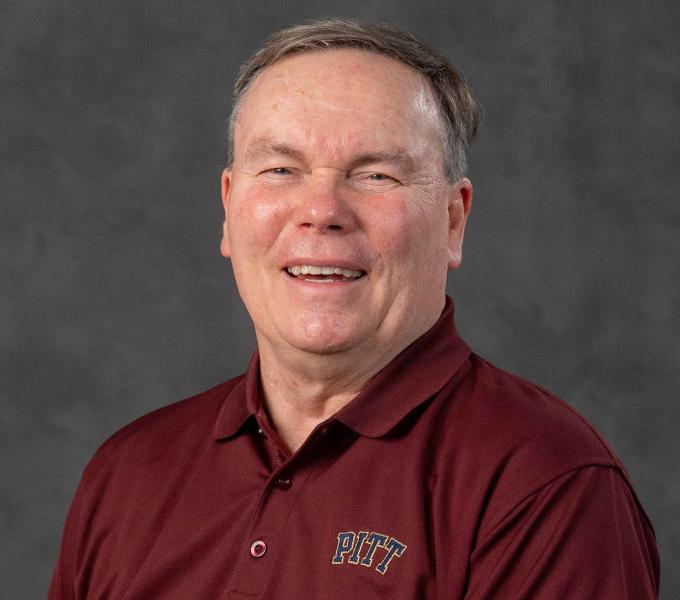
[331,530,407,575]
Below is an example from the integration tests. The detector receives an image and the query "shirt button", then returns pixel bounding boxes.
[275,477,293,490]
[250,540,267,558]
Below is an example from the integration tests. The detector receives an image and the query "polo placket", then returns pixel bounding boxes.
[225,422,332,598]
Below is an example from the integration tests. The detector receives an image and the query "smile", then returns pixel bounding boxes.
[285,264,366,282]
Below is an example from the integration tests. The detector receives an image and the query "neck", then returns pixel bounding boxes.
[254,296,447,453]
[256,338,400,453]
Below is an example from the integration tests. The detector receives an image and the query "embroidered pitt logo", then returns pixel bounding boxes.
[331,530,407,575]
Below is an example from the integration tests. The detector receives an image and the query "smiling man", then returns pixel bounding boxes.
[221,43,472,452]
[50,20,659,599]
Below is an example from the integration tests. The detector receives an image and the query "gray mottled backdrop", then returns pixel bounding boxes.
[2,0,679,597]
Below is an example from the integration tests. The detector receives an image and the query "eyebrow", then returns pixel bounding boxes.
[243,138,306,164]
[347,150,418,174]
[242,136,419,174]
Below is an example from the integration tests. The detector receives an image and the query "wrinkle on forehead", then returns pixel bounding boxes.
[234,49,446,169]
[242,48,438,118]
[287,94,365,115]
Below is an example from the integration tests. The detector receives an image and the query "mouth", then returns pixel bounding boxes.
[284,264,366,283]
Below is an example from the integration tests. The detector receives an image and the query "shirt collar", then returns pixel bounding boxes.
[213,296,470,440]
[333,296,470,437]
[212,353,260,440]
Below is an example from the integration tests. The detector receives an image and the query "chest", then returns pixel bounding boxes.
[76,429,477,599]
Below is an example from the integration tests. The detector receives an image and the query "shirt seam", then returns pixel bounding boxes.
[475,458,620,550]
[609,466,629,596]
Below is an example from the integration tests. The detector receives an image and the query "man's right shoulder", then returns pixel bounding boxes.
[80,374,245,484]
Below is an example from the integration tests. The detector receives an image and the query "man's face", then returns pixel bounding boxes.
[221,49,471,359]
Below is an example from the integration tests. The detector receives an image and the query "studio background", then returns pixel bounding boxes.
[2,1,678,597]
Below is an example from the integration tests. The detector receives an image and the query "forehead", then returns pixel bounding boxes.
[233,48,442,160]
[253,47,426,88]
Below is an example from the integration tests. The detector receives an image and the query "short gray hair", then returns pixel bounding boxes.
[227,19,480,182]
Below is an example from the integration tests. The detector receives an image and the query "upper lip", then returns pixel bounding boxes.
[281,257,367,272]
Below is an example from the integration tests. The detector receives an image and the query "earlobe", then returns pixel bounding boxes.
[220,168,232,258]
[447,178,473,270]
[220,221,231,258]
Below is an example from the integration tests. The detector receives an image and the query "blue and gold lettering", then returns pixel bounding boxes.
[347,531,368,564]
[375,537,407,575]
[360,532,388,568]
[332,531,356,564]
[332,529,407,574]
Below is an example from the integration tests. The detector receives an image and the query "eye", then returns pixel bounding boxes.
[262,167,293,176]
[352,171,402,188]
[256,166,302,186]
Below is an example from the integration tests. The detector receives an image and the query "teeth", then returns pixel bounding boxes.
[286,265,363,278]
[338,268,362,277]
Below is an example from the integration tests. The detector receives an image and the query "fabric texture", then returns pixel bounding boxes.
[48,298,660,599]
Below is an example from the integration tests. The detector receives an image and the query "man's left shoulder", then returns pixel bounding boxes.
[465,354,620,467]
[425,352,657,539]
[435,353,628,506]
[433,355,660,598]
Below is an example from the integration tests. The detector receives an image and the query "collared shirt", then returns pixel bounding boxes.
[49,298,659,599]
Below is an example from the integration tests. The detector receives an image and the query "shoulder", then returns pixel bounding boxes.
[431,353,629,525]
[450,353,619,468]
[80,375,244,485]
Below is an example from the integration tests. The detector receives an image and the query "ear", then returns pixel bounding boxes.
[446,177,473,270]
[220,168,232,258]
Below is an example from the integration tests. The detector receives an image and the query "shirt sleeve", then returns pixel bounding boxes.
[465,465,660,599]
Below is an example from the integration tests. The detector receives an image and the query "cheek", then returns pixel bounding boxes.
[364,193,447,262]
[229,184,290,253]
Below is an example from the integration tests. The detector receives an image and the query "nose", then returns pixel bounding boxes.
[294,171,357,233]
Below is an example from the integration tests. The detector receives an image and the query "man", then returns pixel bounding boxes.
[49,19,659,599]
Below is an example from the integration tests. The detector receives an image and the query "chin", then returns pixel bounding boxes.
[283,319,365,356]
[292,340,352,356]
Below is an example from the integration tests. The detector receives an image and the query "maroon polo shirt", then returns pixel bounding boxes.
[49,299,659,599]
